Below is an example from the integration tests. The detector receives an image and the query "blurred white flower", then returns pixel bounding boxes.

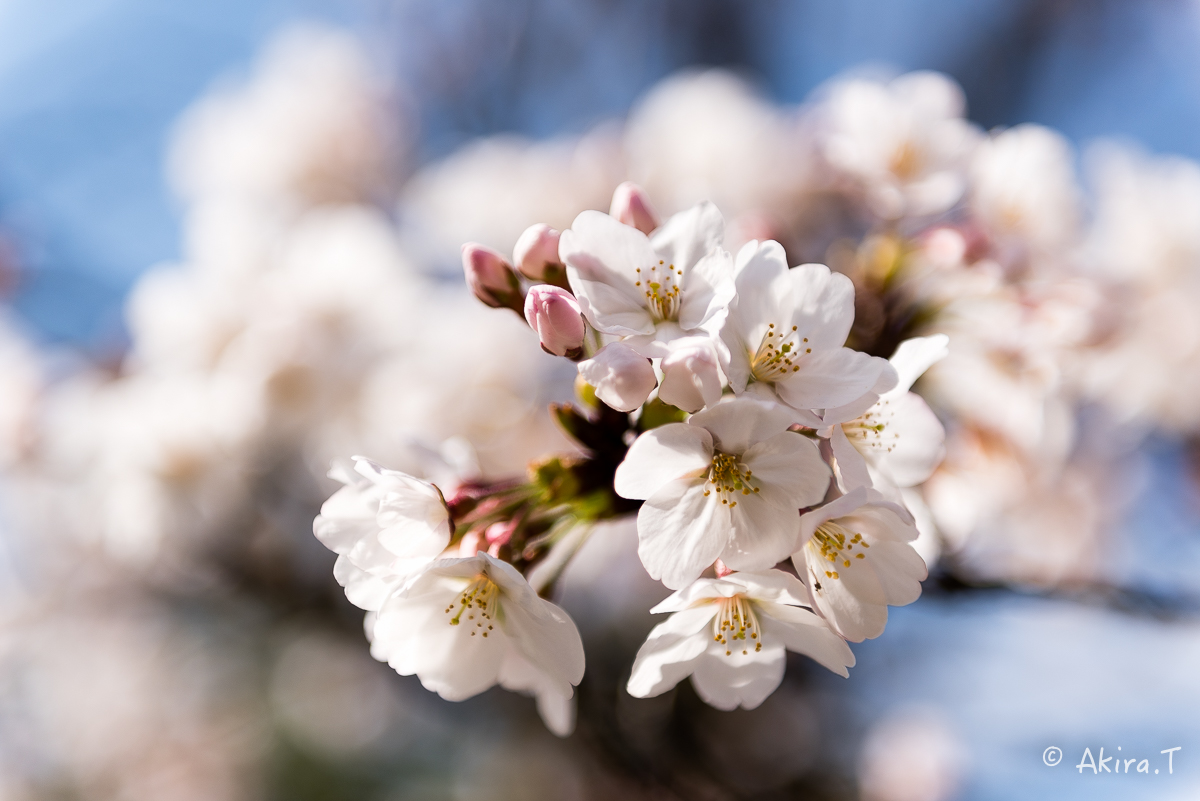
[169,23,400,209]
[614,397,829,588]
[969,124,1081,264]
[721,240,895,414]
[792,487,926,642]
[369,552,585,736]
[313,457,452,611]
[626,570,855,710]
[819,71,980,219]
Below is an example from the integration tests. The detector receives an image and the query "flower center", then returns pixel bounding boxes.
[750,323,811,383]
[889,140,923,181]
[445,574,499,638]
[808,520,869,581]
[841,402,897,455]
[704,452,759,508]
[713,595,763,656]
[634,260,682,321]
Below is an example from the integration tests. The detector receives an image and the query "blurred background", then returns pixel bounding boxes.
[1,1,1199,799]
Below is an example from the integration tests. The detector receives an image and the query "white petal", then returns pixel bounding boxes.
[787,264,856,349]
[690,641,787,710]
[577,342,658,412]
[831,423,873,491]
[720,489,802,572]
[720,569,811,606]
[626,606,718,698]
[501,593,587,691]
[637,477,729,589]
[615,423,712,501]
[657,337,725,413]
[689,396,797,455]
[678,250,735,332]
[650,201,725,273]
[561,211,656,335]
[496,645,577,736]
[721,241,793,392]
[741,430,831,508]
[872,392,946,487]
[757,602,855,676]
[774,349,892,411]
[885,334,949,396]
[650,577,734,613]
[802,548,888,642]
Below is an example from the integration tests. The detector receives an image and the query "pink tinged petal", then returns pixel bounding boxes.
[757,602,856,676]
[577,342,657,412]
[513,223,563,281]
[626,605,719,698]
[657,338,725,413]
[873,392,946,487]
[690,640,787,710]
[637,477,730,590]
[831,423,874,492]
[678,250,735,332]
[524,285,585,357]
[650,201,725,275]
[689,396,798,454]
[560,212,657,335]
[787,264,856,348]
[462,243,522,310]
[609,181,661,235]
[614,423,712,501]
[886,334,949,396]
[774,349,892,411]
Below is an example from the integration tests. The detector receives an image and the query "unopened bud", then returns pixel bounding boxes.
[524,285,585,359]
[609,181,661,235]
[577,342,657,412]
[462,243,523,313]
[513,224,568,287]
[658,338,723,413]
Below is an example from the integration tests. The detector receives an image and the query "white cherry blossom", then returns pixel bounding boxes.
[614,397,830,589]
[721,240,896,416]
[820,71,981,219]
[820,335,948,492]
[313,457,452,611]
[792,487,926,642]
[626,570,855,710]
[561,197,735,410]
[369,552,586,736]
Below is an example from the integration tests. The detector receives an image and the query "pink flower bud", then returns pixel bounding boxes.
[714,559,733,578]
[609,181,661,234]
[513,223,565,282]
[524,285,586,359]
[462,243,522,312]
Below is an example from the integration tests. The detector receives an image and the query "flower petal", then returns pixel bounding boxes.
[757,602,856,676]
[561,210,656,335]
[637,477,729,589]
[689,640,787,710]
[787,264,856,349]
[577,342,658,412]
[689,396,798,455]
[626,606,716,698]
[774,348,892,411]
[885,334,949,396]
[615,423,713,501]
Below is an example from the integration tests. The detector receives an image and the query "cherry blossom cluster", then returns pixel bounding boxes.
[313,182,949,732]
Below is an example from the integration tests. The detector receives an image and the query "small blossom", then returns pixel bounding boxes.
[721,240,896,415]
[657,336,724,413]
[524,285,585,358]
[792,487,927,642]
[627,570,856,710]
[615,397,830,589]
[609,181,661,234]
[513,223,566,283]
[369,552,586,735]
[577,342,658,412]
[313,457,452,611]
[821,335,949,492]
[462,243,523,312]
